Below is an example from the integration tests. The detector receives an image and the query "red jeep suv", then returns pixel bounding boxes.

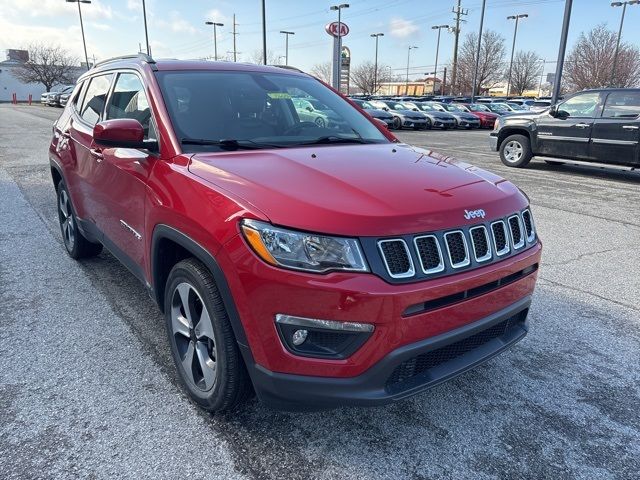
[49,54,541,411]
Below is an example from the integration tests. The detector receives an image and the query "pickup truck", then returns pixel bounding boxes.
[490,88,640,170]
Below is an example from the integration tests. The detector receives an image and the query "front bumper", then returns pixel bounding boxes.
[489,133,499,151]
[433,120,455,128]
[403,119,428,128]
[247,296,530,410]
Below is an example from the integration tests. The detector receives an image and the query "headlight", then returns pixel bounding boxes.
[241,219,368,273]
[493,117,502,131]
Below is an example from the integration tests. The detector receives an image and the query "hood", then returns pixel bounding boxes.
[451,112,479,120]
[366,109,394,119]
[188,144,527,237]
[391,109,424,117]
[430,111,456,120]
[472,111,498,119]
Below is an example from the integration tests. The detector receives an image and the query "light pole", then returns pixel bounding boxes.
[431,25,449,95]
[405,46,418,95]
[471,0,487,102]
[142,0,150,55]
[330,4,349,91]
[611,1,639,86]
[279,30,295,66]
[205,21,224,61]
[66,0,91,70]
[506,14,528,97]
[552,0,573,105]
[370,33,384,94]
[261,0,267,65]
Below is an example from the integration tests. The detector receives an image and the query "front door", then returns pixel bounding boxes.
[93,71,158,276]
[591,90,640,166]
[535,91,601,160]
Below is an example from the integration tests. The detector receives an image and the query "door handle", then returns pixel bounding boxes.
[89,148,104,162]
[575,123,590,129]
[622,125,639,130]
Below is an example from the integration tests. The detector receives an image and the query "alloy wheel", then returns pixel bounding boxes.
[504,140,524,163]
[58,189,75,250]
[170,282,218,391]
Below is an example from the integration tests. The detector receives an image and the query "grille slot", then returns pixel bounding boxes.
[508,215,525,249]
[469,226,492,262]
[386,311,527,394]
[491,221,510,256]
[414,235,445,274]
[377,239,414,278]
[522,209,535,242]
[444,231,470,268]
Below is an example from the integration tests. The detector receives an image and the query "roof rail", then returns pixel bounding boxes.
[92,53,156,70]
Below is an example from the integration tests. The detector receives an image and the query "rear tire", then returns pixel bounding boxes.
[499,134,533,168]
[56,181,103,259]
[164,258,253,412]
[392,117,402,130]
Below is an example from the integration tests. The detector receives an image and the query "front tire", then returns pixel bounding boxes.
[56,181,103,259]
[164,258,252,412]
[392,116,402,130]
[500,134,533,168]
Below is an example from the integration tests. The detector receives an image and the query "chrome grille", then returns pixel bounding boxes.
[374,210,536,281]
[444,231,470,268]
[414,235,444,274]
[508,215,525,249]
[377,239,414,278]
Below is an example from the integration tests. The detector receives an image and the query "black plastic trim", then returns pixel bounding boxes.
[248,296,531,411]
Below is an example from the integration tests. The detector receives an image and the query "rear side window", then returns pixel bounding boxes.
[72,81,87,108]
[602,91,640,119]
[106,72,155,140]
[78,74,113,125]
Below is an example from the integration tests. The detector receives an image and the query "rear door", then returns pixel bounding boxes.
[590,90,640,166]
[535,91,601,160]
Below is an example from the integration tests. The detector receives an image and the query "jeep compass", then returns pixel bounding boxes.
[49,54,541,411]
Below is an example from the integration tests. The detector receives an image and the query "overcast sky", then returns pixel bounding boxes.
[1,0,638,79]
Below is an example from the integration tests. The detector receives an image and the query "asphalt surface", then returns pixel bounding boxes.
[1,104,639,480]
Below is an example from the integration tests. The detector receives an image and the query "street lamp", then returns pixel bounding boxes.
[279,31,295,66]
[370,33,384,94]
[431,25,449,95]
[205,21,224,61]
[506,14,528,97]
[611,1,639,86]
[66,0,91,70]
[405,46,418,95]
[330,4,349,90]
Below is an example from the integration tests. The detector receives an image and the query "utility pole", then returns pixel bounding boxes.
[432,25,449,95]
[232,14,238,62]
[471,0,486,102]
[610,1,639,86]
[261,0,267,65]
[552,0,573,105]
[450,0,468,95]
[506,14,528,97]
[280,31,295,66]
[371,33,384,94]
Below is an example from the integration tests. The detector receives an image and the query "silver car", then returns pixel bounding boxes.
[369,100,429,130]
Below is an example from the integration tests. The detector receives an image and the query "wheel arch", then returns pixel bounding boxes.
[150,225,249,348]
[50,159,65,191]
[498,127,533,150]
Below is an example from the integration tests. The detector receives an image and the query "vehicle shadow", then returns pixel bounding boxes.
[528,160,640,185]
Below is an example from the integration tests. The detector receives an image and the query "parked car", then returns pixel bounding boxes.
[485,103,512,115]
[47,85,75,107]
[369,100,430,129]
[49,54,541,412]
[490,88,640,169]
[461,103,500,128]
[404,102,457,130]
[292,97,337,128]
[428,102,481,129]
[59,92,72,108]
[351,98,396,129]
[529,100,552,112]
[507,99,536,110]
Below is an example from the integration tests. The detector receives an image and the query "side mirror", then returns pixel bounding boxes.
[306,106,313,112]
[382,107,389,111]
[412,108,419,111]
[93,119,155,150]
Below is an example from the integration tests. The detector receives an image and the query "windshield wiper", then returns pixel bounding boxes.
[299,135,370,146]
[181,138,283,150]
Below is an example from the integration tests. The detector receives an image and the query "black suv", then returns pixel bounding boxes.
[490,88,640,169]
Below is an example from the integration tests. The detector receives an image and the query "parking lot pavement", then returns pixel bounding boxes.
[1,104,639,480]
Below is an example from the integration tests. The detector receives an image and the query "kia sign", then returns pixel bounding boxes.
[325,22,349,37]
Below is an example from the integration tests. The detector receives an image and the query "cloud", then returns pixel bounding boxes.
[0,0,113,20]
[389,17,419,39]
[154,10,198,35]
[89,23,112,32]
[204,8,230,25]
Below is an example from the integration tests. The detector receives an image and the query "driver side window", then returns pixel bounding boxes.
[557,92,600,118]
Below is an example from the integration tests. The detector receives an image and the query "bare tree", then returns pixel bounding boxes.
[349,61,392,95]
[454,30,506,95]
[565,24,640,90]
[246,49,280,65]
[12,44,79,92]
[310,62,332,83]
[509,50,542,96]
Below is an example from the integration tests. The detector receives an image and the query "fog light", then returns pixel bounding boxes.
[291,329,308,346]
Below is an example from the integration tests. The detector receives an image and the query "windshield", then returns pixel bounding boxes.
[156,71,388,151]
[418,103,434,111]
[444,104,464,112]
[358,101,374,109]
[469,103,491,112]
[490,104,509,112]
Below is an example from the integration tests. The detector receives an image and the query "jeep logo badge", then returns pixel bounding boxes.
[464,209,486,220]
